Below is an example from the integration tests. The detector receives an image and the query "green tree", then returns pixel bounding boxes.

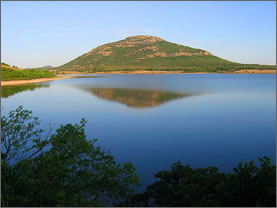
[222,157,276,206]
[1,106,47,163]
[117,158,276,207]
[1,106,140,206]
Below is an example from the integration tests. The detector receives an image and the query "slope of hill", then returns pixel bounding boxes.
[57,35,275,73]
[1,63,20,70]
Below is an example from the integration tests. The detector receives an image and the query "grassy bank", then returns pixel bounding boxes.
[1,66,56,81]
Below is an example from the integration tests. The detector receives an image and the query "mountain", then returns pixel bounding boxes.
[26,65,55,70]
[57,35,275,72]
[40,65,54,69]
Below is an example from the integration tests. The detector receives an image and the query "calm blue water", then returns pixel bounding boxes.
[1,74,276,191]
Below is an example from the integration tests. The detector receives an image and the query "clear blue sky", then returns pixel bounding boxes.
[1,1,276,68]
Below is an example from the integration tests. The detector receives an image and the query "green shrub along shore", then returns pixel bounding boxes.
[1,66,56,81]
[1,106,276,207]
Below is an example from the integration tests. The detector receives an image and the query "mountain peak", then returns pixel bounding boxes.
[124,35,163,42]
[40,65,54,69]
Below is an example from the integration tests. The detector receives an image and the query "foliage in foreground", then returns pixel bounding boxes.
[1,67,55,81]
[1,106,276,207]
[117,158,276,207]
[1,106,139,206]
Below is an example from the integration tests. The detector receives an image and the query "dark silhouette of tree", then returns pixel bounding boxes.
[117,159,276,207]
[1,106,140,206]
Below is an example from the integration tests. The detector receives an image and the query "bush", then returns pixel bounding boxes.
[1,67,56,81]
[117,159,276,207]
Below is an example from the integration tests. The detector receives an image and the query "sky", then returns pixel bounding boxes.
[1,1,276,68]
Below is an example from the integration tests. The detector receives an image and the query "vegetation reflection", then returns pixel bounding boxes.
[1,84,50,98]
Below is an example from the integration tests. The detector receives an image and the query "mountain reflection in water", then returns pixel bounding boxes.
[80,87,195,108]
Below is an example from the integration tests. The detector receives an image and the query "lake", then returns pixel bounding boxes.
[1,73,276,191]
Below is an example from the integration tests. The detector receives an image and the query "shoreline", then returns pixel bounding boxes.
[1,69,275,86]
[1,76,73,86]
[93,71,207,75]
[57,69,276,75]
[57,70,206,75]
[228,69,276,74]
